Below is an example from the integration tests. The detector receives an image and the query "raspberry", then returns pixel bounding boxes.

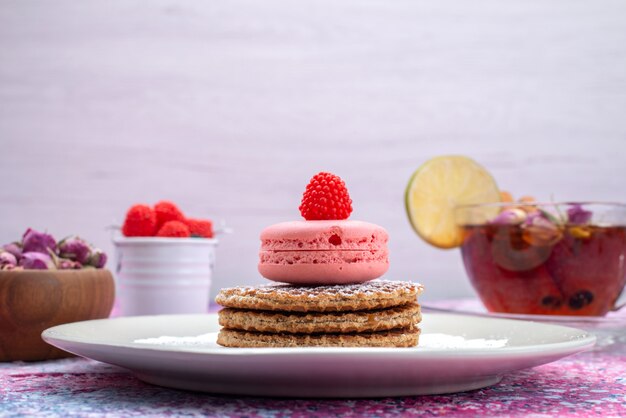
[185,218,214,238]
[156,220,190,238]
[122,204,157,237]
[154,201,185,229]
[299,172,353,220]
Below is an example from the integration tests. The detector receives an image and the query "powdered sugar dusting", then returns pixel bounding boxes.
[420,333,509,349]
[133,332,506,350]
[222,280,423,299]
[134,333,218,346]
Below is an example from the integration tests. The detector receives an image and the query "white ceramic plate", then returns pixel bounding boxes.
[42,313,595,398]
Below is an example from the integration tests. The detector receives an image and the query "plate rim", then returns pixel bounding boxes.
[42,312,597,358]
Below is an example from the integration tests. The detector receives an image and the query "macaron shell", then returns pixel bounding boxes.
[258,261,389,285]
[260,220,388,251]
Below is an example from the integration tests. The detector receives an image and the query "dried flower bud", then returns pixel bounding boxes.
[522,212,562,246]
[2,243,22,259]
[0,250,17,267]
[567,204,592,225]
[491,208,527,225]
[88,249,107,268]
[22,228,57,255]
[19,252,55,270]
[569,226,592,239]
[58,236,92,264]
[57,257,83,269]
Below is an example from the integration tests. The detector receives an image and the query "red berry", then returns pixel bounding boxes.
[299,172,353,220]
[156,220,190,238]
[154,201,185,229]
[122,204,157,237]
[185,218,214,238]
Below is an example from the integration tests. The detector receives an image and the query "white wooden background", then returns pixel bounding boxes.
[1,0,626,302]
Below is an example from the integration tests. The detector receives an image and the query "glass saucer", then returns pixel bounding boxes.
[421,298,626,351]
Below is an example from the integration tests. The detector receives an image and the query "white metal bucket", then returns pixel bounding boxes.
[112,236,218,316]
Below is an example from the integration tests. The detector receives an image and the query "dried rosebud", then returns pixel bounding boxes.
[0,250,17,267]
[22,228,57,255]
[567,204,592,225]
[2,242,22,259]
[57,257,83,269]
[19,252,55,270]
[491,208,527,225]
[58,236,92,264]
[522,212,562,246]
[88,249,107,268]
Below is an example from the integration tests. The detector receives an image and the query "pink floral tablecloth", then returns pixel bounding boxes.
[1,345,625,417]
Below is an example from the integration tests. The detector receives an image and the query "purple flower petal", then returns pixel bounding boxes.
[19,252,55,270]
[491,209,527,225]
[567,204,592,225]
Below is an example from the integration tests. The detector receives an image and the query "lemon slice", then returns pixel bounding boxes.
[405,156,501,249]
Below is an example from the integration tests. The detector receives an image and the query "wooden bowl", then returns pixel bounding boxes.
[0,269,115,362]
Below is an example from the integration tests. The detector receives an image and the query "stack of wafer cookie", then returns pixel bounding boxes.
[216,280,424,347]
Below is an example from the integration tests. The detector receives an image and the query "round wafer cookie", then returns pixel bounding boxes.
[217,327,421,348]
[218,303,421,334]
[215,280,423,312]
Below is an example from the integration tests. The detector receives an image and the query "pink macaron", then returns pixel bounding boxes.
[258,220,389,285]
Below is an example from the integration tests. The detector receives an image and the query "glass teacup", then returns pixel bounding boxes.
[456,202,626,316]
